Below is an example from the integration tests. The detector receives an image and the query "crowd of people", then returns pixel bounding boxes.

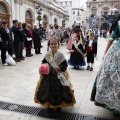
[0,19,70,66]
[1,14,120,116]
[0,20,45,65]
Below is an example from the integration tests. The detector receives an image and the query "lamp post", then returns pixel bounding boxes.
[35,6,42,26]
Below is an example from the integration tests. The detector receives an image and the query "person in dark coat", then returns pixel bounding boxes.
[18,22,25,60]
[11,20,25,62]
[68,34,86,69]
[32,24,42,54]
[0,20,12,65]
[38,24,44,41]
[22,23,33,57]
[85,32,97,71]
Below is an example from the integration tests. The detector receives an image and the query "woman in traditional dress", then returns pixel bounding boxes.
[91,14,120,115]
[34,37,76,111]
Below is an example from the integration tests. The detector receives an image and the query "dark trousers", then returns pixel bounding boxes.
[26,48,32,56]
[14,42,21,60]
[26,49,30,56]
[95,42,98,56]
[0,42,2,50]
[11,40,14,54]
[1,47,12,64]
[35,48,40,54]
[20,42,24,58]
[87,52,94,63]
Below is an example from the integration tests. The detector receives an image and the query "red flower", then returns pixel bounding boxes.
[39,63,49,75]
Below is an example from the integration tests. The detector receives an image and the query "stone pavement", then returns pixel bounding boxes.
[0,37,119,120]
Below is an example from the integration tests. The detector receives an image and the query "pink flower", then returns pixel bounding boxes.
[69,50,74,53]
[39,63,49,75]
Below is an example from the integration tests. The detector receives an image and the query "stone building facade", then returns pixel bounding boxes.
[86,0,120,30]
[58,0,87,28]
[58,0,72,27]
[0,0,69,28]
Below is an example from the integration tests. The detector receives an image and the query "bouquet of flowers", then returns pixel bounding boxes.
[39,63,49,75]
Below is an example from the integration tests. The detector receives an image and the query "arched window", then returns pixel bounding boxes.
[54,18,57,24]
[103,7,109,15]
[0,2,9,26]
[91,7,97,16]
[25,10,32,25]
[25,11,32,19]
[43,15,48,28]
[43,15,47,22]
[103,7,109,10]
[0,3,7,13]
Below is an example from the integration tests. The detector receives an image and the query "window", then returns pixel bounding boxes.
[25,11,32,18]
[0,2,9,26]
[91,9,97,16]
[78,11,79,16]
[0,3,7,13]
[73,11,75,15]
[115,11,119,15]
[104,11,108,15]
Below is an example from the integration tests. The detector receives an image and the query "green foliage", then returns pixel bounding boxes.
[36,17,42,21]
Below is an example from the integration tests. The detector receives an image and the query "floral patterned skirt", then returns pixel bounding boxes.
[91,43,120,113]
[34,71,76,108]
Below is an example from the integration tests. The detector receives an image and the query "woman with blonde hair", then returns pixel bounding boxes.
[22,23,33,57]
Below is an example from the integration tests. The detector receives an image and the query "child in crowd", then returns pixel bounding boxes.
[34,37,76,111]
[68,34,86,69]
[86,32,97,71]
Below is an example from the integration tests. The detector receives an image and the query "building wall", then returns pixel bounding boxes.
[0,0,69,28]
[58,0,87,28]
[86,0,120,30]
[58,0,72,27]
[72,0,80,8]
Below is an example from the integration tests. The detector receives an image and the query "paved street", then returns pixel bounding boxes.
[0,37,119,120]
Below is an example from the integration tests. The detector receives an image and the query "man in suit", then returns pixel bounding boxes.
[11,20,24,62]
[0,20,12,65]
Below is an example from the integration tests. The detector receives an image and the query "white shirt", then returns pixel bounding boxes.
[89,39,93,46]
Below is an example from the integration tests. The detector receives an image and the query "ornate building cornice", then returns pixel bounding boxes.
[14,0,23,5]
